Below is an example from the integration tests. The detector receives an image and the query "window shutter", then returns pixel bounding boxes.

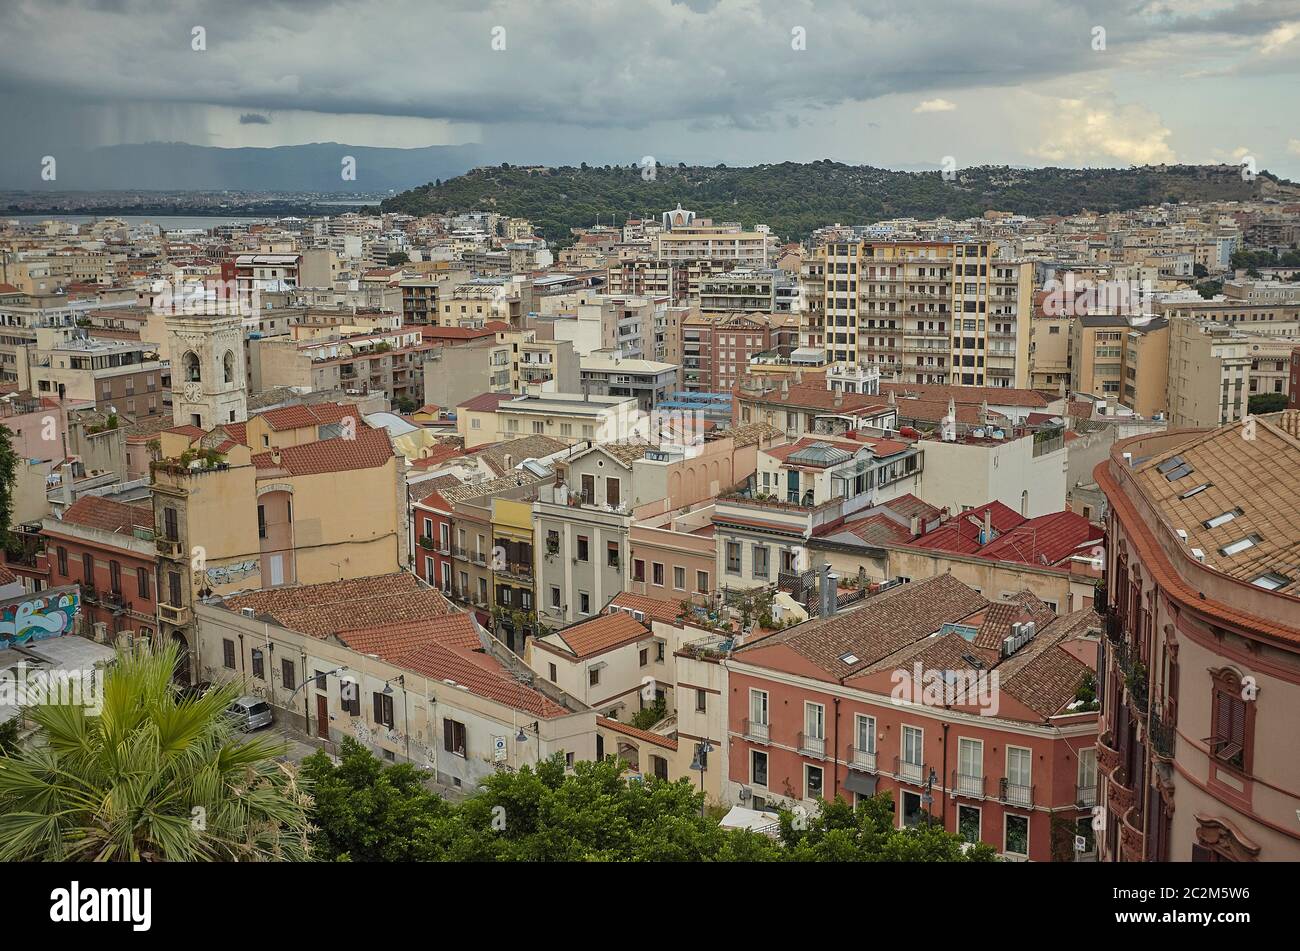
[373,692,383,723]
[444,718,454,752]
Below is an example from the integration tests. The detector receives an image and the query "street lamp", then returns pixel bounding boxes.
[516,719,540,764]
[690,741,713,818]
[922,767,937,828]
[286,665,348,739]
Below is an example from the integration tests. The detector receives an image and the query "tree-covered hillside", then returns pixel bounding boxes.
[381,161,1297,246]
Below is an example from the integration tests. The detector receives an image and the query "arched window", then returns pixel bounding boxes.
[223,349,236,384]
[182,351,201,382]
[1020,490,1029,516]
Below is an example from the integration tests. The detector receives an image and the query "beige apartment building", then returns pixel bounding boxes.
[804,240,1034,388]
[1069,315,1169,418]
[1028,316,1072,394]
[1166,317,1300,428]
[423,331,578,408]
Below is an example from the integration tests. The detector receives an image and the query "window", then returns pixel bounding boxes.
[726,541,741,574]
[751,749,768,786]
[673,566,685,590]
[1004,814,1029,856]
[109,560,121,594]
[57,547,67,576]
[854,714,875,754]
[957,738,983,796]
[752,544,769,579]
[163,506,178,541]
[696,689,707,712]
[548,663,557,682]
[652,755,668,781]
[696,570,709,594]
[804,702,825,742]
[579,591,590,615]
[1203,508,1242,529]
[901,790,923,827]
[958,804,981,844]
[607,541,620,568]
[281,658,296,691]
[805,764,824,800]
[1211,672,1251,770]
[588,667,600,687]
[577,536,589,561]
[652,562,664,586]
[443,718,467,756]
[168,570,182,608]
[1219,534,1261,556]
[251,649,265,680]
[82,553,94,584]
[550,586,561,608]
[633,559,645,582]
[137,567,149,599]
[749,689,768,727]
[639,647,648,667]
[341,680,360,716]
[373,691,394,728]
[656,641,664,662]
[257,505,267,539]
[902,725,923,767]
[1006,746,1032,804]
[222,638,236,670]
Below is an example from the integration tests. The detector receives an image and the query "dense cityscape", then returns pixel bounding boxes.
[0,1,1294,928]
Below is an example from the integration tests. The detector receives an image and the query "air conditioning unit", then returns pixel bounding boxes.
[240,607,256,618]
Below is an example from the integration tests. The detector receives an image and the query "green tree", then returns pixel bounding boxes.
[0,424,18,548]
[1248,392,1288,414]
[781,794,998,862]
[0,642,312,861]
[386,251,410,266]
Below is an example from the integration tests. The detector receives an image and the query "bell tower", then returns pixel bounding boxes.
[165,311,248,429]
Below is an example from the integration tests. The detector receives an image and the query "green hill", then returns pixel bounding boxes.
[380,161,1298,247]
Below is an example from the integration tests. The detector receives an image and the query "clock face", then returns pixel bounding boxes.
[184,382,202,402]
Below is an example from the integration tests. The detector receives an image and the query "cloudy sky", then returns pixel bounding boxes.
[2,0,1299,180]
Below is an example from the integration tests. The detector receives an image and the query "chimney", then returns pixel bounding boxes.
[982,508,993,544]
[833,390,843,408]
[271,449,282,466]
[504,453,513,470]
[794,370,803,384]
[888,388,896,405]
[823,565,839,617]
[780,378,790,399]
[909,514,921,538]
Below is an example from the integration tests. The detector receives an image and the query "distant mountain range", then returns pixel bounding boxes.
[382,161,1300,244]
[0,141,485,193]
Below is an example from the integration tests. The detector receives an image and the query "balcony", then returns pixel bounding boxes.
[1149,708,1176,761]
[952,770,987,799]
[798,733,826,759]
[999,778,1035,808]
[894,757,928,786]
[494,561,534,581]
[156,538,184,558]
[1076,784,1097,808]
[848,746,877,773]
[744,719,770,744]
[158,602,192,626]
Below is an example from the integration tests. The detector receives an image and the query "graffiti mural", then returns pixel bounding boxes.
[0,586,81,650]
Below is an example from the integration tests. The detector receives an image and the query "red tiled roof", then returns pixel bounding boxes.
[55,496,152,536]
[910,501,1025,555]
[421,326,496,341]
[555,611,650,659]
[457,392,514,413]
[881,382,1049,409]
[164,424,206,440]
[256,401,359,432]
[0,564,16,586]
[609,592,683,626]
[977,511,1103,567]
[251,426,393,477]
[596,716,679,751]
[222,573,454,638]
[393,639,567,719]
[337,614,483,659]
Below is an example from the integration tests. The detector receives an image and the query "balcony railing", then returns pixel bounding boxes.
[1149,708,1176,760]
[952,770,987,799]
[158,603,192,626]
[999,778,1035,808]
[1076,784,1098,808]
[744,719,770,743]
[798,733,826,759]
[848,746,877,772]
[894,757,927,785]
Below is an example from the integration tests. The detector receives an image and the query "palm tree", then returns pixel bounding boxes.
[0,641,312,861]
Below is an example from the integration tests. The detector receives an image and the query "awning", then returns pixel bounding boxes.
[842,769,878,796]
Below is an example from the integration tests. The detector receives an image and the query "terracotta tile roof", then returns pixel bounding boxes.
[726,421,784,448]
[596,715,679,751]
[837,512,914,547]
[393,639,567,719]
[1130,411,1300,594]
[977,511,1102,567]
[55,496,152,536]
[0,565,15,586]
[736,574,989,679]
[881,493,943,522]
[999,610,1099,718]
[439,469,544,505]
[164,424,206,440]
[409,443,469,469]
[970,592,1057,651]
[337,614,484,659]
[739,380,890,417]
[554,611,650,659]
[422,326,497,341]
[457,392,515,413]
[222,573,455,639]
[473,434,567,475]
[256,401,359,432]
[609,592,683,626]
[910,502,1025,555]
[251,426,394,477]
[411,488,453,511]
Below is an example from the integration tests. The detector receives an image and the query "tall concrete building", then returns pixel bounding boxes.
[803,240,1033,388]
